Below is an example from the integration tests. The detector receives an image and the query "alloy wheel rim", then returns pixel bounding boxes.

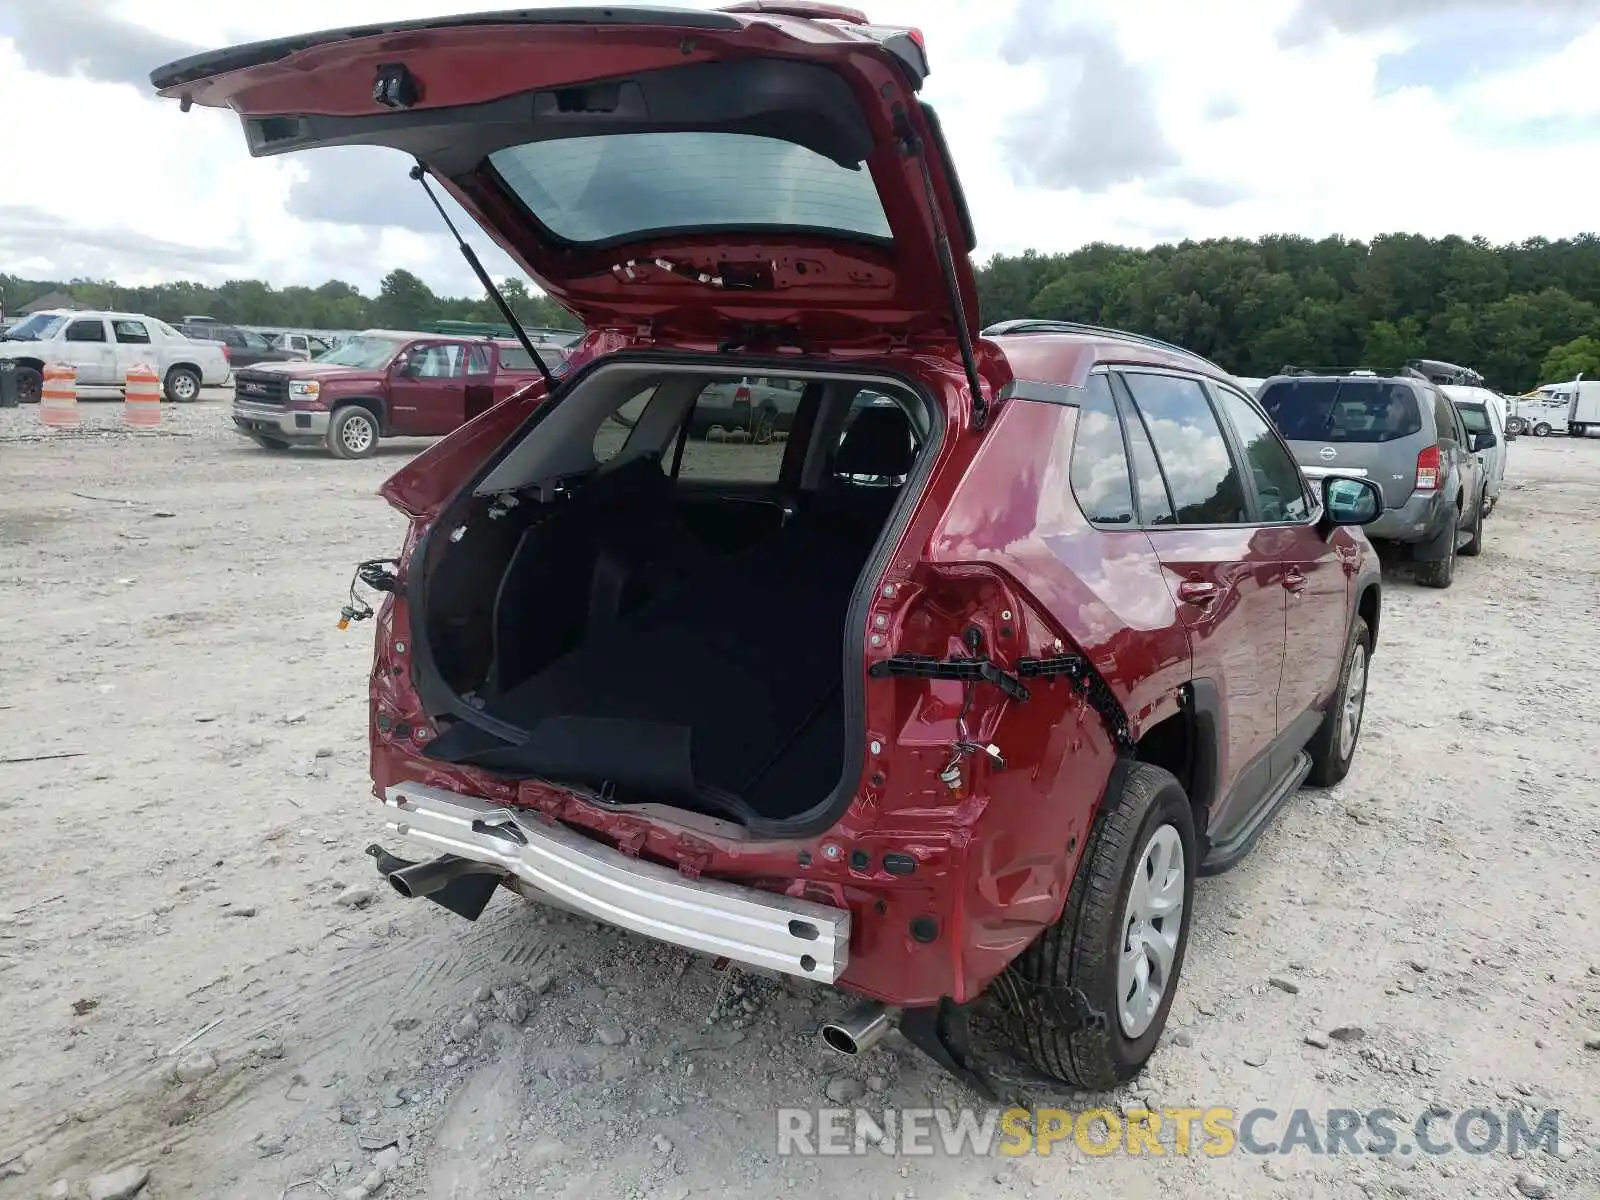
[1338,642,1368,759]
[174,374,197,400]
[342,415,375,453]
[1117,824,1186,1039]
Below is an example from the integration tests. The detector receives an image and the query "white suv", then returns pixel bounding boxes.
[0,309,232,402]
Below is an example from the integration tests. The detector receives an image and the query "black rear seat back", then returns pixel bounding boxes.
[491,455,689,692]
[834,404,917,478]
[812,401,918,531]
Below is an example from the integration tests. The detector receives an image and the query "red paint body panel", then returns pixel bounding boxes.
[153,13,978,345]
[362,326,1376,1007]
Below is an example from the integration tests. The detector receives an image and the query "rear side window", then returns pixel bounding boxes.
[1432,392,1461,445]
[1069,374,1135,525]
[1211,384,1312,523]
[675,381,788,484]
[1259,379,1422,443]
[112,320,150,345]
[1456,404,1490,434]
[1122,372,1248,525]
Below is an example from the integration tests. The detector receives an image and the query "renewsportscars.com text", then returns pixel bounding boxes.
[776,1106,1561,1159]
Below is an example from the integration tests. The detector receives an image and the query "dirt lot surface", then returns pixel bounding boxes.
[2,401,1597,1200]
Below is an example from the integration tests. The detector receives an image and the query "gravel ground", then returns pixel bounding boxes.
[1,400,1597,1200]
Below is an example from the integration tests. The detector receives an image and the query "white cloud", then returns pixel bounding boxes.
[0,0,1596,299]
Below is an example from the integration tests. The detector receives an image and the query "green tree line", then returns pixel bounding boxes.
[974,233,1600,393]
[9,233,1600,392]
[0,268,578,335]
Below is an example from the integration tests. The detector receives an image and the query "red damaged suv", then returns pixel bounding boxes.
[155,4,1384,1090]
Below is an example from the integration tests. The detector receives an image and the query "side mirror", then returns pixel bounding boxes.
[1321,475,1382,527]
[1471,430,1498,452]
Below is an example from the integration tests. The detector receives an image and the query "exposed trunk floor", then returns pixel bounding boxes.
[428,515,878,821]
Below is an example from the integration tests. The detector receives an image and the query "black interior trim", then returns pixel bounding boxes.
[151,7,745,90]
[235,58,875,173]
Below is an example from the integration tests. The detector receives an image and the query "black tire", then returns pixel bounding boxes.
[248,433,290,451]
[1413,515,1457,589]
[327,405,380,459]
[164,366,202,403]
[1305,618,1372,787]
[1507,417,1525,436]
[1459,492,1485,557]
[1533,422,1551,437]
[993,761,1196,1089]
[13,365,42,405]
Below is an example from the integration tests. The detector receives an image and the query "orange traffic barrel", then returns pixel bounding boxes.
[40,363,79,427]
[124,362,162,428]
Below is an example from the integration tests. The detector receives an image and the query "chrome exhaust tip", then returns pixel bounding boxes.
[387,854,501,900]
[820,1002,899,1055]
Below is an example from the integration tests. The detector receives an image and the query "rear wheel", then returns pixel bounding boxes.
[1414,517,1457,589]
[1460,492,1486,557]
[1305,618,1371,787]
[14,366,42,405]
[164,366,201,403]
[994,762,1196,1088]
[1507,417,1525,435]
[328,406,380,459]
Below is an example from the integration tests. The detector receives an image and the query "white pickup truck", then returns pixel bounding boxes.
[0,309,232,402]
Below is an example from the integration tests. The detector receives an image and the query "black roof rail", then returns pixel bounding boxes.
[981,318,1223,369]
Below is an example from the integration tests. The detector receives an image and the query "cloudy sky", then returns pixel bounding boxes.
[1,0,1598,299]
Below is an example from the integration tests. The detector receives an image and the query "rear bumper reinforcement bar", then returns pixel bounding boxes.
[381,784,850,983]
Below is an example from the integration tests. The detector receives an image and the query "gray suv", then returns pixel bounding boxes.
[1258,371,1492,588]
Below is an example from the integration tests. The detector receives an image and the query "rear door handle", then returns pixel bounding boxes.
[1283,570,1307,594]
[1177,580,1218,606]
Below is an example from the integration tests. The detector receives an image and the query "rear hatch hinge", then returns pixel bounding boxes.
[1017,655,1136,756]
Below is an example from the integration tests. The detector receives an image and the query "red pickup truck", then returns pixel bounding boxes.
[231,329,555,458]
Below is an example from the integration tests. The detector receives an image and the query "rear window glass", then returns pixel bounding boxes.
[1456,404,1490,434]
[1259,380,1423,443]
[490,132,891,245]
